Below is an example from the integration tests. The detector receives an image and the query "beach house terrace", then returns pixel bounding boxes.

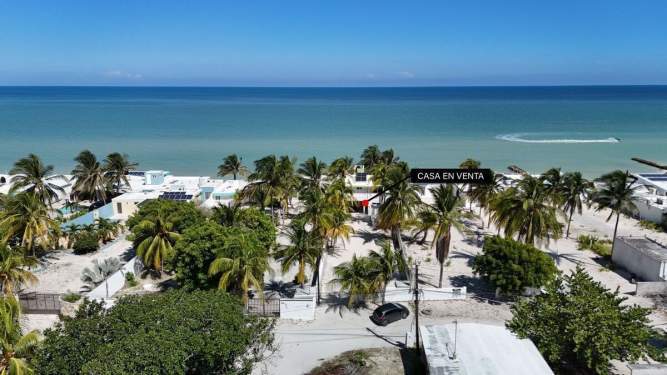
[633,172,667,225]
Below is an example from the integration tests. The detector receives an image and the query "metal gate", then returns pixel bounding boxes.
[246,297,280,317]
[18,293,62,314]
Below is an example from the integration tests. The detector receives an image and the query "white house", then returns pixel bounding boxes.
[612,236,667,281]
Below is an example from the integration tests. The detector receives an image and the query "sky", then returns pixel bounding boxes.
[1,0,666,86]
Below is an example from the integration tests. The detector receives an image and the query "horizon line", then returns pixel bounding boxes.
[1,83,667,89]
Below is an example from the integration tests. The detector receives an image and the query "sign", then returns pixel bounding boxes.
[410,168,493,184]
[361,199,369,208]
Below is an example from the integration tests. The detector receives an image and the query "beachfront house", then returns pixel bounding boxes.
[612,236,667,281]
[633,173,667,226]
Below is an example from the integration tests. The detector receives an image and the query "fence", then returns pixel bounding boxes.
[18,293,62,314]
[88,257,141,300]
[246,298,280,317]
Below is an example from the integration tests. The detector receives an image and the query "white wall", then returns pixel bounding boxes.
[612,239,664,281]
[383,286,466,303]
[88,257,138,300]
[280,296,316,320]
[635,199,666,224]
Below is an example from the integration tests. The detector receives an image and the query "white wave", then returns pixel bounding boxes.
[496,133,620,144]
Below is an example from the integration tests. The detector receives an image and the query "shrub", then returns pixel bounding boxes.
[126,200,206,233]
[124,272,138,287]
[34,290,275,375]
[61,292,81,303]
[234,208,276,249]
[639,220,662,232]
[577,234,612,258]
[72,231,100,254]
[80,258,122,292]
[472,236,557,295]
[508,267,657,374]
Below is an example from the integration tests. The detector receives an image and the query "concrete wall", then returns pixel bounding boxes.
[635,199,666,224]
[111,199,141,220]
[635,281,667,296]
[629,364,667,375]
[383,286,466,303]
[280,296,316,320]
[88,257,139,300]
[612,239,665,281]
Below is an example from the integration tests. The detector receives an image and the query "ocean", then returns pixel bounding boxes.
[1,86,666,178]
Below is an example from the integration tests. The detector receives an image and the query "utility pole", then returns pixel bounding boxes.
[414,263,420,351]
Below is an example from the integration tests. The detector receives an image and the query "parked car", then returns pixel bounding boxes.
[370,303,409,326]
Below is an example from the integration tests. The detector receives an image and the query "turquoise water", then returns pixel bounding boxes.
[1,86,666,177]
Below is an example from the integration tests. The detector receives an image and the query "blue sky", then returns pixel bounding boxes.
[1,0,666,86]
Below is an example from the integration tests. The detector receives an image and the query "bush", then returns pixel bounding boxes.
[34,290,275,375]
[577,234,612,258]
[639,220,662,232]
[126,199,206,233]
[61,292,81,303]
[72,231,100,254]
[472,236,557,295]
[234,208,276,249]
[508,267,656,374]
[124,272,138,287]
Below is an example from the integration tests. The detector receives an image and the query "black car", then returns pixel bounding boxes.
[370,303,409,326]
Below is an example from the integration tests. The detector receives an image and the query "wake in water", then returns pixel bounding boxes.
[496,133,621,144]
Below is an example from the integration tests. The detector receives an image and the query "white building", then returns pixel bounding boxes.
[612,236,667,281]
[420,323,553,375]
[632,173,667,225]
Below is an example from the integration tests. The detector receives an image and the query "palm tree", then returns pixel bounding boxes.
[95,217,121,243]
[243,155,296,219]
[368,241,406,302]
[132,213,180,273]
[458,159,481,210]
[429,184,466,288]
[218,154,249,180]
[325,177,354,213]
[489,175,563,245]
[468,172,503,229]
[328,156,354,179]
[63,223,82,248]
[9,154,66,207]
[208,232,269,304]
[0,245,38,295]
[211,203,240,227]
[541,167,565,207]
[376,164,423,254]
[298,157,327,192]
[80,257,122,292]
[331,255,380,307]
[274,219,321,287]
[71,150,108,203]
[411,208,437,244]
[360,145,382,170]
[0,295,39,375]
[592,170,639,259]
[561,172,593,238]
[325,209,354,250]
[0,192,57,254]
[103,152,138,194]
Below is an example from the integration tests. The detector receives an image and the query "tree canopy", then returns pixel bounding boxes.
[472,235,557,295]
[34,290,275,375]
[507,267,658,374]
[126,199,206,233]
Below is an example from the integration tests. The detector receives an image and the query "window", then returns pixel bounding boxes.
[116,202,123,214]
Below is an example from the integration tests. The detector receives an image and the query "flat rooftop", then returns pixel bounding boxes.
[420,323,553,375]
[618,237,667,261]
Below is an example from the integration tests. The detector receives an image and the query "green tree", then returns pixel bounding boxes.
[103,152,138,194]
[132,212,181,273]
[71,150,108,203]
[507,267,655,375]
[208,228,268,303]
[592,170,639,259]
[368,241,406,303]
[561,171,593,238]
[376,164,423,255]
[328,156,354,179]
[0,245,38,295]
[0,192,57,254]
[274,219,321,287]
[126,199,205,233]
[94,217,121,243]
[9,154,66,207]
[0,295,40,375]
[218,154,249,180]
[171,222,228,290]
[489,175,563,245]
[458,158,481,209]
[468,172,503,229]
[298,156,327,192]
[34,290,275,375]
[541,167,565,207]
[428,184,466,288]
[472,236,557,295]
[331,255,380,307]
[360,145,382,170]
